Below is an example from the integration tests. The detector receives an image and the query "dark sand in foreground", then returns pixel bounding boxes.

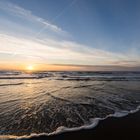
[19,110,140,140]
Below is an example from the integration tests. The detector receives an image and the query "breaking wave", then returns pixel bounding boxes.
[0,105,140,140]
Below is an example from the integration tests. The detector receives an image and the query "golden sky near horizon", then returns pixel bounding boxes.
[0,62,80,71]
[0,61,139,72]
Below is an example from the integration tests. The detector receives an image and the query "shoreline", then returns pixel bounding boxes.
[24,110,140,140]
[3,110,140,140]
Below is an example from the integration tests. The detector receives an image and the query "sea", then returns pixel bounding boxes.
[0,71,140,139]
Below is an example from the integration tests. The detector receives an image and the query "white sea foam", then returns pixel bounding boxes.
[0,105,140,140]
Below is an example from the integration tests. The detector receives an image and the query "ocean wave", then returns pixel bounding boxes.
[0,76,140,81]
[0,83,24,87]
[0,105,140,140]
[56,76,140,81]
[0,76,43,79]
[0,71,140,81]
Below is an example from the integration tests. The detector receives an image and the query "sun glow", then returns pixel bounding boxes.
[26,65,34,71]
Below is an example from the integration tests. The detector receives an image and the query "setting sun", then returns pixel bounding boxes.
[26,65,34,71]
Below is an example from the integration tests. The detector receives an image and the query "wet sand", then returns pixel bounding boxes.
[20,110,140,140]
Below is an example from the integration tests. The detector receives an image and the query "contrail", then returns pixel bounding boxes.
[51,0,77,22]
[35,0,78,37]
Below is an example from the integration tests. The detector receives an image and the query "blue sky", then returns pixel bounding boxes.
[0,0,140,70]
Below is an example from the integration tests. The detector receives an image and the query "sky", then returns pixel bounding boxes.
[0,0,140,71]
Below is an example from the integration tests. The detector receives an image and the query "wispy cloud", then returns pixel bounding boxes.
[0,33,139,66]
[0,0,66,34]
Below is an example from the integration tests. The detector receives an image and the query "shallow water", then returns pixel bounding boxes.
[0,71,140,137]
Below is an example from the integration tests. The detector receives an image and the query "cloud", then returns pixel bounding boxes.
[0,0,66,34]
[0,33,139,66]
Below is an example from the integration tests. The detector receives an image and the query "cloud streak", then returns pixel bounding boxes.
[35,0,78,37]
[0,0,66,34]
[0,33,139,67]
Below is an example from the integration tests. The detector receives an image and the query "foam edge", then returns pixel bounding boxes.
[0,105,140,140]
